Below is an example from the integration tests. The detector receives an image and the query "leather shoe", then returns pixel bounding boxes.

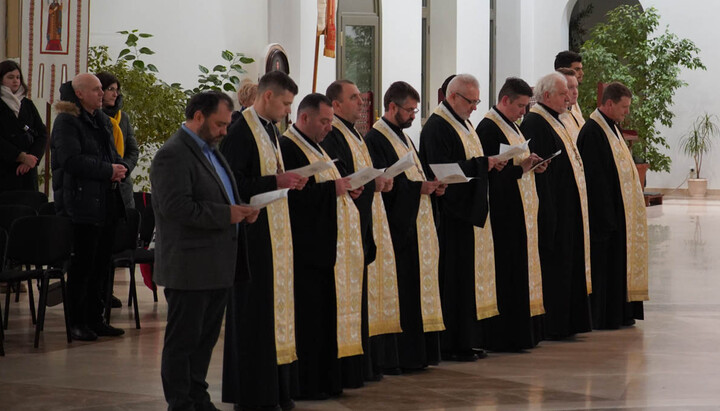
[110,294,123,308]
[90,321,125,337]
[70,325,98,341]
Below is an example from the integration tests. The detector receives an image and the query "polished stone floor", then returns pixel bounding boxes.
[1,198,719,410]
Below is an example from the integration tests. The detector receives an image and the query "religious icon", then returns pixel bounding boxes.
[41,0,70,55]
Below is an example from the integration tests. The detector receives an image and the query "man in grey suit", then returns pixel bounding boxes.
[151,91,258,411]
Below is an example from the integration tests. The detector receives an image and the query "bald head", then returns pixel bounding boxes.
[72,73,104,113]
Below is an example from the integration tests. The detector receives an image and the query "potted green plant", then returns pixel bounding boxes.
[679,113,720,197]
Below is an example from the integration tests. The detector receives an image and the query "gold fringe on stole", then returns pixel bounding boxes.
[432,105,499,320]
[243,109,296,364]
[283,127,365,357]
[588,110,649,301]
[530,105,593,295]
[332,117,402,336]
[372,120,444,332]
[484,109,545,316]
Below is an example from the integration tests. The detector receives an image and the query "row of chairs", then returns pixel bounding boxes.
[0,190,157,355]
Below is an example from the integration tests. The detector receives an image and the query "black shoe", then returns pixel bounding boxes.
[110,294,123,308]
[442,351,479,362]
[70,325,98,341]
[90,321,125,337]
[472,348,488,359]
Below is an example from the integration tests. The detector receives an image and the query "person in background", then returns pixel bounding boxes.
[230,79,259,126]
[0,60,47,193]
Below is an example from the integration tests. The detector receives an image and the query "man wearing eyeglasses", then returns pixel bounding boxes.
[521,72,593,342]
[418,73,505,362]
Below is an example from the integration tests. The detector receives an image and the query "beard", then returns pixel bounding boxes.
[394,112,413,129]
[198,121,221,148]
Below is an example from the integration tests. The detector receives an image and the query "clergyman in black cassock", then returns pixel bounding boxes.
[280,94,365,400]
[477,77,548,352]
[576,82,646,329]
[418,74,499,361]
[364,81,445,372]
[521,72,592,341]
[220,71,305,411]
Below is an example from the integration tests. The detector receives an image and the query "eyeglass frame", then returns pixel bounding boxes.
[455,92,481,106]
[393,101,419,114]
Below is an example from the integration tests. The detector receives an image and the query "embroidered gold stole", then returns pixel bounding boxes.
[530,104,592,294]
[243,108,296,364]
[283,126,365,357]
[560,109,583,143]
[331,117,402,336]
[372,120,445,332]
[432,105,498,320]
[589,110,649,302]
[484,108,545,316]
[572,103,586,127]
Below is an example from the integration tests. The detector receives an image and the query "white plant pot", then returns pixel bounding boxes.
[688,178,708,197]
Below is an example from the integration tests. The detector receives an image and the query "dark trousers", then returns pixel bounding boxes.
[162,287,229,411]
[67,222,115,327]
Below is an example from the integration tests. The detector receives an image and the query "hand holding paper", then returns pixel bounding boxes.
[529,150,561,172]
[381,152,416,179]
[249,188,290,209]
[347,167,384,190]
[286,161,334,178]
[493,139,530,162]
[429,163,472,184]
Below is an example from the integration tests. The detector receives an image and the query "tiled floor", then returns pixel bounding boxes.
[1,198,719,410]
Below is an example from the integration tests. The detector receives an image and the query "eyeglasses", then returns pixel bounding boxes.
[456,93,481,106]
[397,105,419,114]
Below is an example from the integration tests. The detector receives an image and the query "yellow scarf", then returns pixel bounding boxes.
[109,110,124,157]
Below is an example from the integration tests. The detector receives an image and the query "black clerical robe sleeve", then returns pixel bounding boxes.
[279,136,338,269]
[577,120,620,238]
[365,129,422,249]
[419,116,489,227]
[321,128,376,264]
[220,118,278,203]
[476,118,524,188]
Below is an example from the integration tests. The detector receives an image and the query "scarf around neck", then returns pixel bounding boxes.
[1,85,25,117]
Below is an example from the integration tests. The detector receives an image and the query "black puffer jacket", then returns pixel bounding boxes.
[51,81,127,224]
[0,95,47,192]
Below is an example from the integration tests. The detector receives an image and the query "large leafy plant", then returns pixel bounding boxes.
[578,5,705,172]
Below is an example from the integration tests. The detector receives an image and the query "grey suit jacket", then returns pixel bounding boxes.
[150,127,241,290]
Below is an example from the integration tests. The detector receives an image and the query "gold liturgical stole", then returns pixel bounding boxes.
[484,108,545,316]
[530,104,592,295]
[332,116,402,336]
[560,108,584,144]
[572,103,586,127]
[283,126,365,357]
[589,109,649,302]
[243,108,296,364]
[433,105,499,320]
[372,119,445,332]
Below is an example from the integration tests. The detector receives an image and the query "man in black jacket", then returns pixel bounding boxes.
[51,73,128,341]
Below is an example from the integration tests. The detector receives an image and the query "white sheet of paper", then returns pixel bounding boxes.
[249,188,290,209]
[287,161,334,178]
[429,163,472,184]
[493,139,530,162]
[381,152,416,179]
[529,150,561,172]
[347,167,384,190]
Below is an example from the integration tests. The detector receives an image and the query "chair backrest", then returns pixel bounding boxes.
[0,205,37,232]
[5,215,73,267]
[37,201,57,216]
[113,208,141,254]
[133,192,155,246]
[0,190,48,210]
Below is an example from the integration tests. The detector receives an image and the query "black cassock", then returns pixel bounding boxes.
[418,103,489,359]
[576,111,644,329]
[219,115,294,408]
[280,130,343,399]
[476,109,539,351]
[521,103,591,340]
[320,117,378,387]
[365,118,440,371]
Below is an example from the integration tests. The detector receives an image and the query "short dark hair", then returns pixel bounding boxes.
[601,82,632,105]
[383,81,420,111]
[95,71,120,91]
[498,77,533,102]
[297,93,332,115]
[0,60,28,95]
[556,67,576,77]
[326,79,355,103]
[185,91,234,120]
[554,50,582,70]
[258,71,298,97]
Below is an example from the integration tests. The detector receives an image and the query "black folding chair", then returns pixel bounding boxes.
[0,215,73,354]
[105,208,141,329]
[133,192,157,302]
[0,190,48,210]
[0,204,38,327]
